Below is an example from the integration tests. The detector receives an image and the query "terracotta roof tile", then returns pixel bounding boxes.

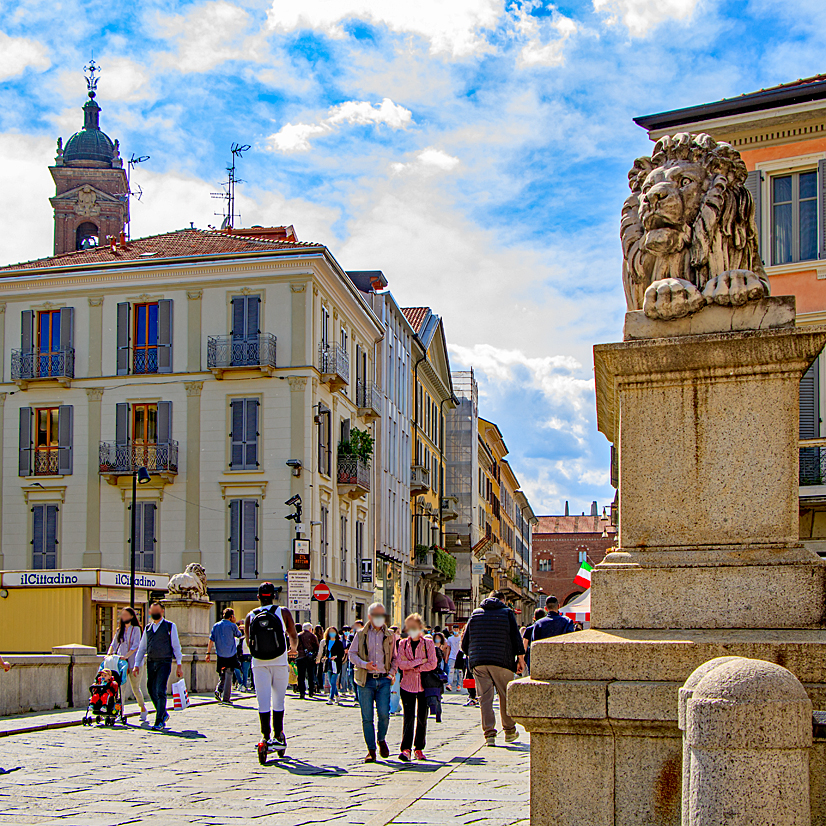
[534,515,611,535]
[401,307,431,334]
[0,228,320,273]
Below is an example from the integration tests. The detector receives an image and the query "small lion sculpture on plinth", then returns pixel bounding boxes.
[166,563,209,602]
[621,132,769,320]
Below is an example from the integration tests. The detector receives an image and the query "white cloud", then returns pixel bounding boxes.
[267,98,412,152]
[511,5,578,68]
[391,147,460,174]
[265,0,505,57]
[593,0,699,36]
[0,33,49,81]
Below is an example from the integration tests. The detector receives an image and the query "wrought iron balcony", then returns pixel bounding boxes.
[356,381,382,420]
[34,449,59,476]
[411,464,430,495]
[11,349,74,385]
[337,454,370,499]
[99,441,179,481]
[319,343,349,390]
[800,443,826,487]
[207,333,277,377]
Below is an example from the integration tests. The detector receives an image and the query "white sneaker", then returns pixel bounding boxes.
[139,710,148,724]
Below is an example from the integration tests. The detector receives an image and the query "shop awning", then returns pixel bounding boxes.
[561,589,590,622]
[433,592,457,613]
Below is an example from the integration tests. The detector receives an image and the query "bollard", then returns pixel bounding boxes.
[684,657,812,826]
[678,657,739,826]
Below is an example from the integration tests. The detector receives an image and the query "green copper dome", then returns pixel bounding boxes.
[63,94,116,167]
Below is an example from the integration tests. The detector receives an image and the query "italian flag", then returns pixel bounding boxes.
[573,562,593,589]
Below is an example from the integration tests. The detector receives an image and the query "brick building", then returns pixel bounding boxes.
[532,503,615,605]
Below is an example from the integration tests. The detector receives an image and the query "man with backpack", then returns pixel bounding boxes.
[244,583,299,760]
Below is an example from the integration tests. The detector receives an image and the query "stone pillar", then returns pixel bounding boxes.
[291,281,307,366]
[0,302,6,383]
[684,657,812,826]
[183,381,202,566]
[161,598,211,653]
[187,290,202,372]
[288,376,307,501]
[84,388,104,567]
[87,296,103,377]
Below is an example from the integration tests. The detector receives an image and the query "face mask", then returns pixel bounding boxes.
[150,613,162,621]
[330,632,336,639]
[407,629,421,640]
[371,616,385,628]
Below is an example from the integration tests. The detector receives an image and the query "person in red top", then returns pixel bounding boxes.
[396,613,438,761]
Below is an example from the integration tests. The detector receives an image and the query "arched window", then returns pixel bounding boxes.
[76,222,99,250]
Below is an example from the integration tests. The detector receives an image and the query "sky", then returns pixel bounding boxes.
[1,0,824,516]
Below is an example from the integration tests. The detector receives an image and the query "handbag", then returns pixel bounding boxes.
[421,668,447,689]
[171,678,190,710]
[463,677,476,689]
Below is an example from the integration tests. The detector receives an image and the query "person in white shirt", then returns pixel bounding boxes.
[446,627,463,691]
[133,602,183,731]
[107,607,148,724]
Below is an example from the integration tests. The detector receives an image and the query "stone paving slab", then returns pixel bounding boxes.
[0,692,528,825]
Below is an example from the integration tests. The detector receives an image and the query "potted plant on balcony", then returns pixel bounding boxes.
[337,427,373,484]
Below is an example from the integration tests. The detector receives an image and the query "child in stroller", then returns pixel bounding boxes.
[83,655,128,726]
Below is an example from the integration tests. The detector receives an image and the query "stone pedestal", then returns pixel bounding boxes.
[161,598,211,653]
[510,320,826,826]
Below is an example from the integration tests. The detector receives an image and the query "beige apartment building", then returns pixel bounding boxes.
[0,226,384,639]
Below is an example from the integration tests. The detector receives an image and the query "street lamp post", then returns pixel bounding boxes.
[130,467,152,608]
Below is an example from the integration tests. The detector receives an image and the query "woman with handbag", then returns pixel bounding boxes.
[318,627,345,705]
[396,613,438,761]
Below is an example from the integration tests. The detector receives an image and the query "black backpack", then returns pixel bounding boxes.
[248,606,287,660]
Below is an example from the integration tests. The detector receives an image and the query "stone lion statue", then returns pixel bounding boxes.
[621,132,769,320]
[167,563,209,601]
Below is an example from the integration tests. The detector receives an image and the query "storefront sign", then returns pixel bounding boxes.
[361,559,373,584]
[98,571,170,590]
[2,570,97,587]
[91,587,139,603]
[292,539,310,571]
[288,570,312,612]
[471,562,486,576]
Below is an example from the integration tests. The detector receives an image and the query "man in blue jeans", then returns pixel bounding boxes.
[348,602,397,762]
[133,602,183,731]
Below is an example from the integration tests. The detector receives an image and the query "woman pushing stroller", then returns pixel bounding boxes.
[107,607,148,724]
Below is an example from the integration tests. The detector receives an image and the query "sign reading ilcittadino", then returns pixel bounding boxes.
[1,569,170,589]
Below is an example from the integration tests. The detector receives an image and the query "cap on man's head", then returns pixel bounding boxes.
[258,582,276,598]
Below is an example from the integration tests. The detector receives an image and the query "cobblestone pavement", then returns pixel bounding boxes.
[0,690,529,826]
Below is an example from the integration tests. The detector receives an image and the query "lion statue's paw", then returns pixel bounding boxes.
[642,278,705,320]
[702,269,767,307]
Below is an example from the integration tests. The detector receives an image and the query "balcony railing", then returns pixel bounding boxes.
[133,349,159,375]
[411,464,430,495]
[99,441,179,476]
[356,381,382,419]
[481,572,495,591]
[34,449,59,476]
[337,454,370,498]
[319,343,349,387]
[207,334,277,372]
[11,349,74,382]
[800,445,826,486]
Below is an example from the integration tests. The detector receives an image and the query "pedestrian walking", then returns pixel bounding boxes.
[234,623,253,691]
[245,583,299,762]
[132,602,184,731]
[396,613,438,761]
[348,602,397,762]
[531,596,576,642]
[206,608,243,704]
[347,620,363,703]
[318,627,345,704]
[460,590,525,746]
[107,606,148,724]
[296,622,320,699]
[522,608,546,675]
[432,632,450,681]
[445,626,462,690]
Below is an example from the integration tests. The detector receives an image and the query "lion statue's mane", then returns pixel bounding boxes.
[621,132,767,312]
[167,562,209,601]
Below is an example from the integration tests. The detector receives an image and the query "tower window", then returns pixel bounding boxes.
[76,222,99,250]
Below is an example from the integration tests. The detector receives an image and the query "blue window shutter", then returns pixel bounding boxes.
[800,359,820,439]
[45,505,58,569]
[230,400,245,468]
[32,505,44,569]
[138,503,156,573]
[116,403,129,447]
[59,307,74,351]
[241,499,257,579]
[57,405,73,475]
[745,170,763,261]
[231,297,245,339]
[245,400,259,469]
[117,302,130,375]
[229,499,241,579]
[19,407,32,477]
[247,296,260,337]
[157,401,172,443]
[21,310,34,355]
[158,299,173,373]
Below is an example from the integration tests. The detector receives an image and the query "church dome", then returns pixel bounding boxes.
[63,95,116,167]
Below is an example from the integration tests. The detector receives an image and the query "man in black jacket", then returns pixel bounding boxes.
[461,591,525,746]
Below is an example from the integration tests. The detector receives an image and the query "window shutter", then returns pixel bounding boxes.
[157,401,172,444]
[18,407,32,477]
[800,360,820,439]
[745,170,763,261]
[230,399,245,468]
[819,160,826,260]
[117,302,130,375]
[45,505,58,569]
[242,499,258,579]
[245,399,259,468]
[21,310,34,355]
[341,417,351,447]
[318,406,330,474]
[229,499,241,578]
[57,405,73,475]
[116,403,129,446]
[231,297,245,339]
[158,299,173,373]
[32,504,44,568]
[247,296,260,337]
[139,503,156,573]
[59,307,74,351]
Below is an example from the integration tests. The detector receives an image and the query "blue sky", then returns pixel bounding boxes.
[1,0,825,515]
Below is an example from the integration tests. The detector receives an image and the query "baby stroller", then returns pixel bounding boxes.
[82,655,128,727]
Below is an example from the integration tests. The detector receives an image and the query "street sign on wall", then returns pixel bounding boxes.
[288,570,312,612]
[292,538,310,571]
[313,581,332,601]
[361,559,373,584]
[471,562,485,576]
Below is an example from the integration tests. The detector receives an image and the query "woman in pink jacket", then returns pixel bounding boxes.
[396,613,438,761]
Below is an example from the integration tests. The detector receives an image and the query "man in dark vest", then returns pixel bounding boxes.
[133,602,183,731]
[461,590,525,746]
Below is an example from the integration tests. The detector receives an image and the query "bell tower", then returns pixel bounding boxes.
[49,61,129,254]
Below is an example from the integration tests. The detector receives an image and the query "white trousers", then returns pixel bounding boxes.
[252,663,289,713]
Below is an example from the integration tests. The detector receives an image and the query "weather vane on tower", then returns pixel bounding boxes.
[83,59,100,97]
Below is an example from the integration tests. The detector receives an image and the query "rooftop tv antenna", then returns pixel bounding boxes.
[211,142,250,229]
[123,153,150,240]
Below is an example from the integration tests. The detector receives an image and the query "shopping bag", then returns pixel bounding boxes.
[171,678,190,710]
[288,662,298,685]
[462,677,475,689]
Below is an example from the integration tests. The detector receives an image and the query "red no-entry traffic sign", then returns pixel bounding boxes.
[313,581,331,601]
